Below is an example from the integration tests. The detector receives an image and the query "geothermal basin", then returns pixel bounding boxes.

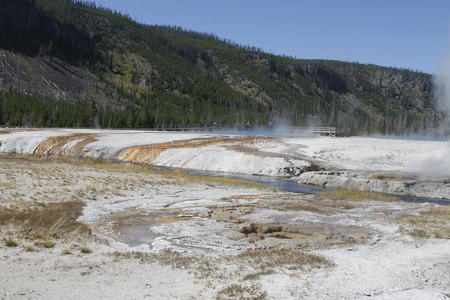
[0,128,449,299]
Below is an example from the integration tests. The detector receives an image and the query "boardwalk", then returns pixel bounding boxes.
[310,127,350,137]
[278,126,350,137]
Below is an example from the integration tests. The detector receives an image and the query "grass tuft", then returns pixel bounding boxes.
[243,270,274,281]
[41,241,55,248]
[215,283,267,300]
[4,239,18,247]
[80,247,92,254]
[24,245,36,252]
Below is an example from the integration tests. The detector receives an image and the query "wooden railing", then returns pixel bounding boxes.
[311,127,335,137]
[277,126,350,137]
[312,127,351,137]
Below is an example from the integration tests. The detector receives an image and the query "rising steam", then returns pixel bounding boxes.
[418,48,450,178]
[434,48,450,127]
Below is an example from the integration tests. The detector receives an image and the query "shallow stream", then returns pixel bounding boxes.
[152,166,450,206]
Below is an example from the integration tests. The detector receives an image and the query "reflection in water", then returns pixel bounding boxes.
[152,166,450,206]
[152,166,327,194]
[115,224,163,247]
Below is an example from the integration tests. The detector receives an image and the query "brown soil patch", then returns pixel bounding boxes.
[238,222,371,248]
[33,133,99,157]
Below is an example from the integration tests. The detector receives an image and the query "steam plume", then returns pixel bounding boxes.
[419,48,450,178]
[434,48,450,130]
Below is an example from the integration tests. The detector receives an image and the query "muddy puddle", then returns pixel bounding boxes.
[114,224,163,247]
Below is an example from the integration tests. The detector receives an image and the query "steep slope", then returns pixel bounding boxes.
[0,0,442,133]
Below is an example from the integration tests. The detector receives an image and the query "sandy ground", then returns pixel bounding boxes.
[1,157,449,299]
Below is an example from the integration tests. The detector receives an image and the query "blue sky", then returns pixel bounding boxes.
[91,0,450,74]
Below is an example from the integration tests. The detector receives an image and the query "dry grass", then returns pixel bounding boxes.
[40,241,55,248]
[421,207,450,220]
[45,156,106,167]
[0,182,16,189]
[242,270,274,281]
[397,207,450,239]
[80,247,92,254]
[0,201,90,241]
[215,283,267,300]
[318,189,398,202]
[235,249,332,272]
[114,248,332,283]
[62,249,72,255]
[24,245,36,252]
[3,153,273,190]
[4,239,18,247]
[160,171,274,190]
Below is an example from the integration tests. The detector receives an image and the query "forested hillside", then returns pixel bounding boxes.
[0,0,442,133]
